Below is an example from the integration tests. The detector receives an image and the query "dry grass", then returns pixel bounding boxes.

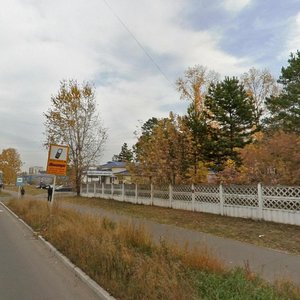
[0,190,11,197]
[7,198,221,299]
[63,196,300,255]
[5,185,47,196]
[7,198,300,300]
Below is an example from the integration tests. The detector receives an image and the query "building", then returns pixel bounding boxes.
[29,166,44,175]
[84,161,131,184]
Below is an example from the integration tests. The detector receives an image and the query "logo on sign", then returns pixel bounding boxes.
[47,144,69,176]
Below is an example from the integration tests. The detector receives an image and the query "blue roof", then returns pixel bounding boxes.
[114,170,130,175]
[100,161,127,170]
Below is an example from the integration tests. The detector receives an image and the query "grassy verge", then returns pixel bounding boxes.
[0,190,11,197]
[5,185,47,196]
[63,196,300,256]
[7,198,300,300]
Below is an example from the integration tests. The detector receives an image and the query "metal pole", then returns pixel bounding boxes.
[51,175,56,204]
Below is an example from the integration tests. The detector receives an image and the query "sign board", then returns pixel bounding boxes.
[46,144,69,176]
[16,177,24,186]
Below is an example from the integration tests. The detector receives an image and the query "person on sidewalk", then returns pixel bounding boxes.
[47,185,53,202]
[20,186,25,197]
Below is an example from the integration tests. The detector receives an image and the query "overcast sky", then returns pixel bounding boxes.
[1,0,299,172]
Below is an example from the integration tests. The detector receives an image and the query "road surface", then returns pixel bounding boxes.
[0,200,104,300]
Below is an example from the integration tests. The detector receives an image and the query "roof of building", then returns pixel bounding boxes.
[114,170,130,175]
[99,161,127,170]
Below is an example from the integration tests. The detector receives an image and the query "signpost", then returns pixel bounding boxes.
[16,177,24,198]
[46,144,69,203]
[47,144,69,176]
[16,177,24,186]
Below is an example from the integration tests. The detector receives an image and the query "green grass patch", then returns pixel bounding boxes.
[7,198,300,300]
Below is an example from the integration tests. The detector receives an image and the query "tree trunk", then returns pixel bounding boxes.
[76,184,80,196]
[75,166,81,196]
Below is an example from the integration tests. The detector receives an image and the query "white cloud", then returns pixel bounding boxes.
[0,0,263,170]
[222,0,252,12]
[282,12,300,57]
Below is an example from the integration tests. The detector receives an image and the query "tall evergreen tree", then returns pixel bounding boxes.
[183,102,216,173]
[177,65,219,174]
[113,143,133,162]
[264,50,300,133]
[205,77,256,166]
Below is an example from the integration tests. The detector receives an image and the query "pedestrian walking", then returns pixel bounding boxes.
[47,185,53,202]
[20,186,25,197]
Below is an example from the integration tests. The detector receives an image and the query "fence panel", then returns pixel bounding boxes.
[137,185,152,205]
[124,184,136,203]
[95,183,102,195]
[153,185,169,207]
[81,183,300,226]
[113,184,123,201]
[172,185,192,210]
[223,185,258,219]
[262,186,300,225]
[103,184,112,198]
[194,185,220,214]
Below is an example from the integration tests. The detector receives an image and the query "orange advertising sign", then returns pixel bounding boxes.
[47,144,69,176]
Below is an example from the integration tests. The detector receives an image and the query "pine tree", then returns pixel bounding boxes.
[114,143,133,162]
[177,65,219,176]
[205,77,256,166]
[264,50,300,133]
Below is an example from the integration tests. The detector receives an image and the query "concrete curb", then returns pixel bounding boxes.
[0,201,116,300]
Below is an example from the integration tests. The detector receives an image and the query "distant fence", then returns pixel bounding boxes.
[81,183,300,226]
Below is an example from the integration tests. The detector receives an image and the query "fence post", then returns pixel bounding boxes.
[135,183,138,204]
[94,182,96,197]
[169,184,173,208]
[122,183,125,201]
[102,183,104,198]
[219,184,224,216]
[151,183,154,205]
[257,183,263,220]
[192,184,195,211]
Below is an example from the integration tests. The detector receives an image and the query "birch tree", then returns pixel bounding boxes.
[44,79,107,195]
[240,67,279,127]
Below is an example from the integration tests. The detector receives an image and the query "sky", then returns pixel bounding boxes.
[0,0,300,172]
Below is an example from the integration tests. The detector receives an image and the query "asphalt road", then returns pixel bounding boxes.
[0,201,103,300]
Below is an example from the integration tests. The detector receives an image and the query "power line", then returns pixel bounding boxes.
[101,0,175,88]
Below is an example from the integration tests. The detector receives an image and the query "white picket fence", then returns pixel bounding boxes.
[81,183,300,226]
